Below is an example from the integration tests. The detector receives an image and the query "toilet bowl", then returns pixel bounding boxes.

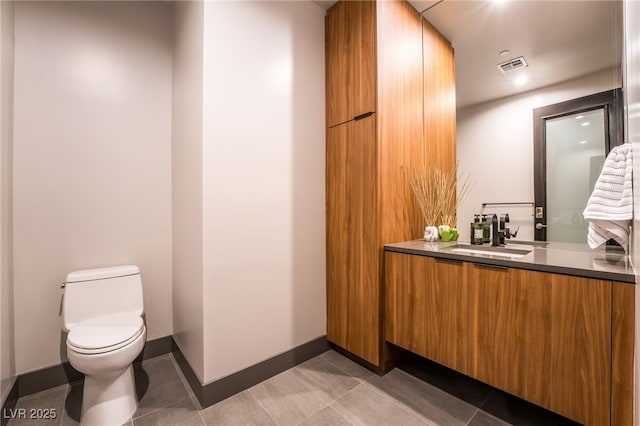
[62,266,146,426]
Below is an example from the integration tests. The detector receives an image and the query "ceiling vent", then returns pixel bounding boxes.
[497,56,528,73]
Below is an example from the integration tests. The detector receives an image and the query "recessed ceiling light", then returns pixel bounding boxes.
[514,75,527,86]
[575,115,584,120]
[499,50,511,57]
[581,122,591,126]
[579,140,587,144]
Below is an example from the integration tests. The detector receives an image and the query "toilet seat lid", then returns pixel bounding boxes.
[67,313,144,351]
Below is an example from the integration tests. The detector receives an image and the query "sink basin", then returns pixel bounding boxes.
[442,244,531,259]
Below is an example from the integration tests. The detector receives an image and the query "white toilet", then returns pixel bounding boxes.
[62,265,147,426]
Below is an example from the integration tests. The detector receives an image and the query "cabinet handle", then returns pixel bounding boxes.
[435,257,463,264]
[472,262,508,271]
[353,111,374,121]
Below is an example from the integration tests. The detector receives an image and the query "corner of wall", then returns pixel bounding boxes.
[171,0,205,382]
[0,0,15,407]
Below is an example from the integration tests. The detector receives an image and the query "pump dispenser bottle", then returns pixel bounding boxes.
[481,215,491,243]
[471,215,483,245]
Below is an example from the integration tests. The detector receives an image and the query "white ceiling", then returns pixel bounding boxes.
[316,0,622,108]
[413,0,623,107]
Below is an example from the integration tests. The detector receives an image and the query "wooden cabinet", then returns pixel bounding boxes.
[468,264,611,425]
[422,18,457,172]
[384,252,467,373]
[612,282,635,426]
[326,116,379,363]
[325,0,376,127]
[325,0,456,368]
[383,254,635,425]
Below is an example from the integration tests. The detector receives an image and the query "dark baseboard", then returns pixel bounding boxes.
[17,361,84,398]
[8,335,174,400]
[0,380,18,426]
[137,335,176,362]
[173,335,330,408]
[3,334,329,416]
[171,343,205,403]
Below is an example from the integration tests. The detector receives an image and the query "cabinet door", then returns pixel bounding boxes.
[469,264,611,425]
[326,116,379,365]
[385,253,467,373]
[422,18,456,173]
[325,1,376,127]
[612,282,634,426]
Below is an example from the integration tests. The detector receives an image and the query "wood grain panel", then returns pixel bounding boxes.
[469,266,611,425]
[612,282,634,426]
[326,116,380,365]
[325,1,349,127]
[376,0,425,243]
[547,273,611,425]
[384,252,468,373]
[468,265,551,405]
[325,1,376,127]
[423,18,456,175]
[326,0,457,371]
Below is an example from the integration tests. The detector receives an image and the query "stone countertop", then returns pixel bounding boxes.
[384,239,636,284]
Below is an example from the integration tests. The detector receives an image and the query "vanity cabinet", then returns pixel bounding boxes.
[326,0,456,369]
[468,264,611,426]
[384,251,634,425]
[612,282,634,426]
[385,252,467,373]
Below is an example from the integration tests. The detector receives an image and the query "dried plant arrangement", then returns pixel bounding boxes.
[401,163,474,227]
[437,164,474,226]
[401,166,441,225]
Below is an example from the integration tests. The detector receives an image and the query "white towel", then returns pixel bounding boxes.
[583,144,633,252]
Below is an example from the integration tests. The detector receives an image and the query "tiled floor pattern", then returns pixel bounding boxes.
[5,350,580,426]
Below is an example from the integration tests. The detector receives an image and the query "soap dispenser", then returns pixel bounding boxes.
[471,215,483,245]
[481,215,491,243]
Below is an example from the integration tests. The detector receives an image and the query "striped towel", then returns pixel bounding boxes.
[583,144,633,252]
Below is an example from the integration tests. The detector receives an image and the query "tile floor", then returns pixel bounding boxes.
[4,350,580,426]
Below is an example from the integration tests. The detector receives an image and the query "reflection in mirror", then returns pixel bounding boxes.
[546,109,605,243]
[533,89,623,243]
[421,0,623,241]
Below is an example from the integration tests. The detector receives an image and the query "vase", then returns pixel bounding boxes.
[424,225,439,242]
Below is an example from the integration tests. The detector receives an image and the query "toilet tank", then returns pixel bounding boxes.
[62,265,144,332]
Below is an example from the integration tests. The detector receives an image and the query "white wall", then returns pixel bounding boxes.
[12,1,173,374]
[8,0,326,383]
[457,68,621,241]
[0,0,15,405]
[172,0,205,382]
[624,0,640,423]
[201,1,326,383]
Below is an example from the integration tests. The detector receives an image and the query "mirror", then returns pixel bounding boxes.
[420,0,623,241]
[533,88,623,243]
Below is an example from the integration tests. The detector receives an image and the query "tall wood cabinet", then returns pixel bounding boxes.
[325,0,456,369]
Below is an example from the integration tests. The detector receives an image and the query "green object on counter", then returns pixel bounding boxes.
[439,228,452,241]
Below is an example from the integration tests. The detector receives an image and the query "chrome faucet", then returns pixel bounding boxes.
[491,213,518,246]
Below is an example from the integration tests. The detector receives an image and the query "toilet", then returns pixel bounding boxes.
[62,265,146,426]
